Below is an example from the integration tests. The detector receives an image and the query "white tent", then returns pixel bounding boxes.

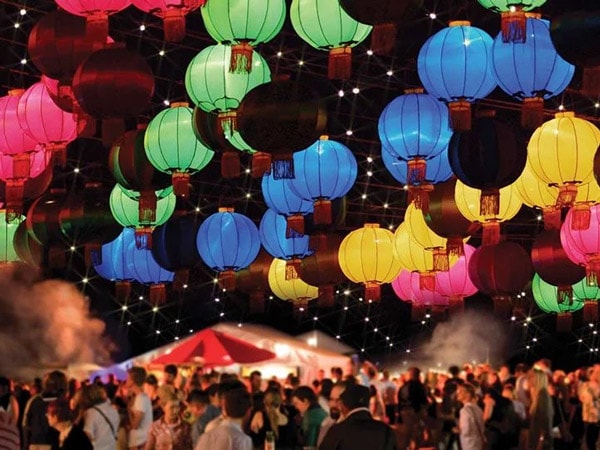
[296,330,356,355]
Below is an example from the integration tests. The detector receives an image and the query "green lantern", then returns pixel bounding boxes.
[573,277,600,323]
[477,0,547,43]
[109,184,176,249]
[144,103,214,198]
[532,273,582,332]
[201,0,286,73]
[0,211,23,264]
[290,0,372,79]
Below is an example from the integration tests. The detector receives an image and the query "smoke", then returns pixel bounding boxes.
[0,263,112,380]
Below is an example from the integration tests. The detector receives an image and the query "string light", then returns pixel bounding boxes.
[14,23,20,29]
[366,156,373,163]
[298,60,304,66]
[121,305,127,311]
[276,51,282,57]
[156,330,160,334]
[82,278,88,284]
[73,168,80,173]
[139,24,146,31]
[386,70,393,76]
[159,50,165,56]
[346,130,353,136]
[338,90,345,97]
[20,58,27,65]
[127,321,132,325]
[361,194,367,199]
[429,12,437,19]
[163,100,170,106]
[20,8,27,15]
[366,49,373,56]
[352,87,360,94]
[139,296,144,300]
[175,319,179,324]
[152,306,159,312]
[70,246,76,251]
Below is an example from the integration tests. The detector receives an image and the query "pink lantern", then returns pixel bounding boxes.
[55,0,131,43]
[561,204,600,285]
[392,269,414,302]
[131,0,204,42]
[17,82,78,166]
[435,243,478,314]
[392,269,449,321]
[0,90,38,156]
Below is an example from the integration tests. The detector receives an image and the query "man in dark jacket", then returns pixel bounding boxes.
[319,384,397,450]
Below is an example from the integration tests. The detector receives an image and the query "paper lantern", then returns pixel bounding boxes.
[288,137,357,225]
[561,204,600,286]
[417,21,497,131]
[144,103,214,197]
[435,244,478,314]
[392,270,449,320]
[55,0,131,43]
[449,114,527,217]
[491,16,574,128]
[0,90,38,156]
[197,207,260,291]
[290,0,372,79]
[382,148,453,188]
[201,0,285,73]
[477,0,547,43]
[532,273,582,332]
[132,0,204,41]
[573,277,600,322]
[236,250,273,314]
[268,258,318,315]
[13,221,43,268]
[339,224,402,302]
[513,162,560,229]
[94,227,135,301]
[454,180,522,245]
[126,239,174,305]
[393,222,440,291]
[0,211,24,264]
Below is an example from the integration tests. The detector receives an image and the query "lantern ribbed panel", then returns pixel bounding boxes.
[185,45,271,112]
[132,0,202,14]
[262,172,313,216]
[435,244,478,298]
[0,147,50,181]
[477,0,547,13]
[527,113,600,187]
[126,239,174,284]
[196,210,260,271]
[454,180,522,222]
[393,223,436,273]
[259,209,312,260]
[573,278,600,301]
[405,202,448,250]
[513,163,558,208]
[417,23,497,102]
[561,205,600,262]
[532,273,583,313]
[201,0,285,46]
[378,93,452,161]
[55,0,131,16]
[268,257,318,301]
[392,269,415,301]
[145,105,214,175]
[0,92,40,155]
[94,227,135,281]
[382,148,453,186]
[109,184,176,228]
[339,224,402,284]
[392,270,447,306]
[0,211,24,263]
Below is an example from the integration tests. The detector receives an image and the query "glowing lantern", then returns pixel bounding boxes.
[132,0,204,42]
[392,270,449,321]
[477,0,547,43]
[454,180,522,245]
[261,171,313,237]
[513,162,560,229]
[54,0,131,43]
[268,258,318,315]
[382,148,453,188]
[0,90,38,156]
[290,0,372,79]
[13,221,43,268]
[391,269,426,321]
[196,208,260,291]
[417,21,497,131]
[449,114,527,217]
[339,224,402,302]
[435,244,478,314]
[109,184,176,249]
[532,273,583,332]
[201,0,285,73]
[236,250,273,314]
[527,112,600,227]
[560,205,600,287]
[378,90,452,208]
[289,137,357,225]
[94,227,135,301]
[144,103,214,197]
[259,208,313,279]
[573,278,600,322]
[126,239,174,305]
[491,16,574,128]
[17,82,78,166]
[394,222,440,291]
[0,211,24,264]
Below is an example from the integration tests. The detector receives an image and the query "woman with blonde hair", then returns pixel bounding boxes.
[249,389,290,448]
[529,369,553,450]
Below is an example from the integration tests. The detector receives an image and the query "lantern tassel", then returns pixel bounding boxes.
[230,42,253,74]
[449,100,471,132]
[557,184,578,207]
[480,189,500,217]
[163,8,186,42]
[407,158,427,185]
[221,151,241,179]
[309,233,327,252]
[218,269,236,292]
[582,66,600,97]
[571,203,591,230]
[328,46,352,80]
[364,281,381,303]
[501,9,527,43]
[411,303,426,322]
[448,296,464,315]
[521,97,544,129]
[5,181,24,224]
[149,284,167,305]
[173,269,189,292]
[493,295,512,318]
[12,152,31,180]
[115,281,131,303]
[217,110,237,136]
[272,155,294,180]
[419,272,436,292]
[318,285,335,308]
[556,313,573,333]
[172,172,191,197]
[286,215,305,238]
[446,238,464,257]
[584,301,599,323]
[84,243,102,268]
[135,227,153,249]
[408,183,433,213]
[370,23,397,55]
[249,291,265,315]
[557,286,573,305]
[542,207,562,231]
[285,259,300,280]
[482,221,501,246]
[313,199,332,225]
[432,248,449,272]
[86,11,109,47]
[586,256,600,287]
[251,152,272,178]
[139,189,157,223]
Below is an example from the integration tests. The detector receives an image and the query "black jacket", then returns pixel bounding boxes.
[318,410,397,450]
[60,424,93,450]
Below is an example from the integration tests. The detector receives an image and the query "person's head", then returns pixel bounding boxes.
[164,365,178,385]
[0,377,10,396]
[515,363,529,376]
[320,379,334,400]
[329,383,347,420]
[79,384,107,410]
[339,384,370,415]
[331,367,343,381]
[187,389,208,419]
[457,383,477,404]
[108,374,116,384]
[31,377,43,395]
[499,364,511,379]
[264,389,282,409]
[317,369,325,381]
[289,376,300,389]
[200,374,212,390]
[46,398,73,428]
[250,371,262,392]
[448,366,460,378]
[502,384,515,400]
[43,371,68,397]
[408,367,421,381]
[292,386,318,414]
[224,387,251,419]
[161,392,181,423]
[144,374,158,397]
[127,367,147,390]
[382,370,390,381]
[207,383,220,406]
[218,380,247,411]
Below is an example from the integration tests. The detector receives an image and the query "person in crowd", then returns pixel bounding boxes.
[144,392,191,450]
[143,375,163,421]
[379,370,398,425]
[502,384,527,422]
[398,367,429,449]
[515,363,531,409]
[157,365,180,404]
[186,390,208,446]
[499,364,512,385]
[292,386,328,448]
[319,384,397,450]
[529,368,553,450]
[80,383,119,450]
[456,383,485,450]
[46,398,93,450]
[318,379,333,415]
[195,387,252,450]
[0,377,19,425]
[205,380,247,434]
[330,368,343,384]
[0,405,19,450]
[22,370,67,449]
[191,383,220,443]
[369,385,386,421]
[104,374,119,401]
[126,366,153,450]
[248,388,289,449]
[579,363,600,450]
[249,371,262,397]
[441,365,464,450]
[318,382,347,446]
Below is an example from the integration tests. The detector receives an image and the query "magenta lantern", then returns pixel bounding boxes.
[435,243,478,314]
[54,0,131,43]
[561,204,600,286]
[0,90,38,156]
[132,0,204,42]
[393,269,449,321]
[17,82,78,166]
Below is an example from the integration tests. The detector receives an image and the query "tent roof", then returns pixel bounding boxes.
[295,330,356,355]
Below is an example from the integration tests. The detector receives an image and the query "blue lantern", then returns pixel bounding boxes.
[94,228,136,302]
[262,171,314,237]
[491,17,575,129]
[127,239,175,305]
[417,21,497,131]
[259,208,313,278]
[196,207,261,291]
[288,136,357,225]
[382,148,454,186]
[152,212,201,290]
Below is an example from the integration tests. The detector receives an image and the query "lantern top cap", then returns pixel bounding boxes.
[170,101,189,109]
[319,135,329,141]
[555,111,575,119]
[449,20,471,27]
[218,207,234,213]
[524,12,542,19]
[364,223,380,229]
[404,88,424,94]
[8,89,24,97]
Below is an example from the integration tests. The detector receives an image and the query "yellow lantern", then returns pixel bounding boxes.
[338,223,402,302]
[455,180,522,245]
[513,162,560,229]
[268,258,318,315]
[527,112,600,226]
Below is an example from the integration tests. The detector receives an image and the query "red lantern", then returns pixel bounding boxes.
[235,250,273,314]
[13,221,43,268]
[55,0,131,43]
[0,90,38,156]
[131,0,205,42]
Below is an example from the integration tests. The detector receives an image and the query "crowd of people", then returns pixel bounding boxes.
[1,359,600,450]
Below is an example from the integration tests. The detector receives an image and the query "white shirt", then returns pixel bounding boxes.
[84,400,120,450]
[459,403,485,450]
[128,392,153,447]
[194,418,252,450]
